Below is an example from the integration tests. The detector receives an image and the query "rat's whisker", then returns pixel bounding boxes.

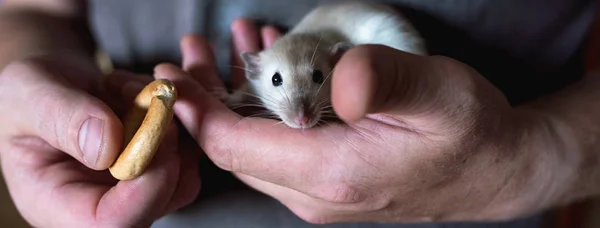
[319,110,337,115]
[229,65,258,75]
[315,122,323,128]
[320,113,338,117]
[270,120,286,127]
[317,101,331,109]
[316,69,334,94]
[240,92,282,109]
[260,93,288,115]
[229,103,271,110]
[319,108,339,117]
[310,33,324,67]
[315,99,328,106]
[244,111,280,119]
[316,119,334,128]
[310,100,331,114]
[320,114,338,119]
[237,91,273,103]
[276,87,294,109]
[320,107,334,112]
[319,105,334,112]
[320,114,339,118]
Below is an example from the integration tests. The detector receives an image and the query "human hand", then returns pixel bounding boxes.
[0,53,200,227]
[156,19,556,224]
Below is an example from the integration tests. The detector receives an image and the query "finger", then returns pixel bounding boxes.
[261,25,282,48]
[104,70,154,117]
[331,45,476,122]
[93,123,181,227]
[162,128,202,215]
[234,173,375,224]
[1,124,181,227]
[105,70,153,97]
[153,63,363,205]
[234,173,333,222]
[180,34,225,92]
[230,18,262,89]
[1,61,124,170]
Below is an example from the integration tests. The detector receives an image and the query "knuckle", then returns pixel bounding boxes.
[36,89,70,149]
[203,135,235,171]
[427,55,477,79]
[0,59,39,83]
[320,182,365,204]
[424,55,481,107]
[319,182,391,212]
[201,121,248,172]
[34,84,88,156]
[3,57,47,72]
[427,55,461,66]
[0,59,55,137]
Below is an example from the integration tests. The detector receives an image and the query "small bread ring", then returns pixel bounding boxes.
[109,79,178,180]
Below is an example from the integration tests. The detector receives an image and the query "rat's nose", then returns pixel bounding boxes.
[295,113,310,127]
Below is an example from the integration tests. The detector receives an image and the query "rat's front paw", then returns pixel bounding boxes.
[210,87,246,110]
[210,87,230,103]
[224,89,252,109]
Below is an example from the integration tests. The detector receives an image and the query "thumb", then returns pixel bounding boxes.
[3,61,124,170]
[331,45,485,123]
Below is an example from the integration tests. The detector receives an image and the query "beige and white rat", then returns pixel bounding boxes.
[221,1,428,129]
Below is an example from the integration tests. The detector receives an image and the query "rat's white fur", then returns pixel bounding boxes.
[222,1,427,129]
[289,2,427,55]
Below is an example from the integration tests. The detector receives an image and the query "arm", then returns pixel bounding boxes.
[514,12,600,213]
[518,72,600,206]
[0,0,95,69]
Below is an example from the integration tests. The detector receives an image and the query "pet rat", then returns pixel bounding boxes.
[221,1,428,129]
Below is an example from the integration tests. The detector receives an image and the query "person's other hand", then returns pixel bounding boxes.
[0,53,200,227]
[157,18,557,224]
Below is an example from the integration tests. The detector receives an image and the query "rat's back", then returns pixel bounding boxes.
[289,1,427,55]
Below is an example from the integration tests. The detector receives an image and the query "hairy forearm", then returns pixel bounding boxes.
[516,71,600,212]
[0,0,95,69]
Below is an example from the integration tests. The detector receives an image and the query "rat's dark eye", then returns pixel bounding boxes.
[272,73,283,87]
[312,70,324,84]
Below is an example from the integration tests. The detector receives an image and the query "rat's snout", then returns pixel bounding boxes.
[290,96,315,128]
[294,112,311,127]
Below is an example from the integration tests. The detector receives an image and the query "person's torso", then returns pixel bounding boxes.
[88,0,599,104]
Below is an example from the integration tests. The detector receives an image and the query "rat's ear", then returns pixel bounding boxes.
[240,52,261,80]
[329,42,353,66]
[331,42,353,54]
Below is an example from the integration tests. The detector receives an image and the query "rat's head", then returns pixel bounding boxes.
[240,34,352,129]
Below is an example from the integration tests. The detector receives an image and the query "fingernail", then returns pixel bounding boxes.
[79,117,104,166]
